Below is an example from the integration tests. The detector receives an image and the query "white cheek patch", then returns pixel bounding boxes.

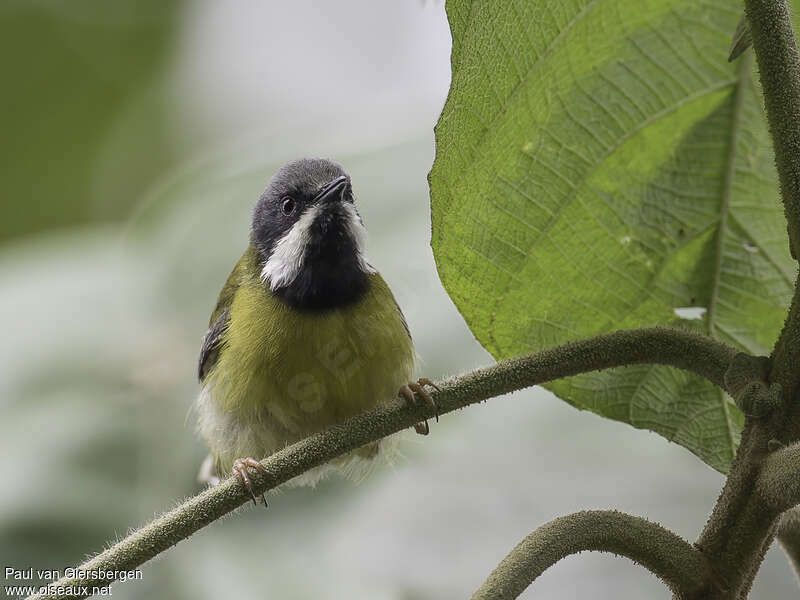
[261,204,322,290]
[341,202,376,276]
[261,201,375,290]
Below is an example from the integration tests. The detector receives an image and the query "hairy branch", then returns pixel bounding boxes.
[779,508,800,585]
[27,327,737,600]
[471,510,715,600]
[745,0,800,415]
[735,1,800,593]
[744,0,800,259]
[756,442,800,514]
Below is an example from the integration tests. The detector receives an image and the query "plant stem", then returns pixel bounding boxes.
[471,511,715,600]
[695,423,775,599]
[693,1,800,596]
[743,0,800,260]
[745,0,800,410]
[756,442,800,513]
[772,282,800,434]
[778,508,800,585]
[25,327,737,600]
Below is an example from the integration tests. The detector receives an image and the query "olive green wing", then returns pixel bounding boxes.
[198,307,230,382]
[198,250,249,382]
[393,295,411,340]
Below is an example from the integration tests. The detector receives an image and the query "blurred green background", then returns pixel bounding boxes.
[1,2,797,598]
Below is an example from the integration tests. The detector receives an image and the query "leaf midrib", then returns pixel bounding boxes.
[708,53,752,461]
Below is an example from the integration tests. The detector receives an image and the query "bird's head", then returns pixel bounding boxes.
[251,158,374,310]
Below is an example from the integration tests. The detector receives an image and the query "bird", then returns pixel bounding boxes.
[195,157,436,503]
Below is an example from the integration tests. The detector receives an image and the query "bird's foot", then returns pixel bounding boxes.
[398,378,441,435]
[232,457,268,507]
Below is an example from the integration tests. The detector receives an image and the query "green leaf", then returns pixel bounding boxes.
[430,0,795,472]
[728,13,752,62]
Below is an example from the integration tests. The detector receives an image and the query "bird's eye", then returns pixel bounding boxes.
[281,197,296,216]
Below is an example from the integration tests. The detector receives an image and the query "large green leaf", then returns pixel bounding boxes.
[430,0,796,472]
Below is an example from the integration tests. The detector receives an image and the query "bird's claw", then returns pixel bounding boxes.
[399,378,440,436]
[232,457,268,507]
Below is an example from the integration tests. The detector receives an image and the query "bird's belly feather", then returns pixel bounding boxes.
[196,273,414,475]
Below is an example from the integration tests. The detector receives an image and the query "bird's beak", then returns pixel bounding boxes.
[313,175,350,204]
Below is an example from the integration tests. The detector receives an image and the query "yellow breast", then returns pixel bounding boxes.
[208,267,415,443]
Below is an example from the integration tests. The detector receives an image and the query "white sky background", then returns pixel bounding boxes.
[170,0,452,156]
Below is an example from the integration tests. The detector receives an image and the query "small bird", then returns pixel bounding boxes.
[196,158,436,502]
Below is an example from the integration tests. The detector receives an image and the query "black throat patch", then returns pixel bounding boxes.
[271,204,371,311]
[276,252,370,310]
